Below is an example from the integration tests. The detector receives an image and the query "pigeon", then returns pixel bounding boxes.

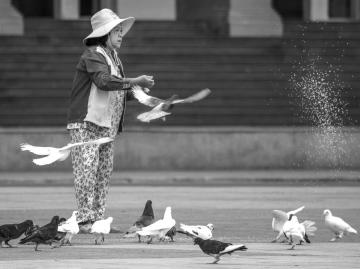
[90,217,113,245]
[136,206,176,244]
[194,238,247,264]
[178,223,214,240]
[19,216,60,251]
[123,200,155,242]
[0,220,33,248]
[271,205,305,243]
[323,209,358,241]
[20,137,114,166]
[57,211,79,246]
[282,214,317,250]
[132,86,211,122]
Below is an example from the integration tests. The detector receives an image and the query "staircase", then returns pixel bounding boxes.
[0,19,359,126]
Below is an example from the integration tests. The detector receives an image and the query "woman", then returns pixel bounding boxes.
[67,8,154,227]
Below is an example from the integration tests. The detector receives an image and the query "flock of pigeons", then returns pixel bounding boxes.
[0,201,358,264]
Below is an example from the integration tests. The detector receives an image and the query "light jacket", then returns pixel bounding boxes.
[67,45,133,133]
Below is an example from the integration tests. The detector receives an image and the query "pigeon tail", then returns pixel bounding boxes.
[220,244,248,255]
[142,200,154,218]
[302,220,317,236]
[346,226,358,234]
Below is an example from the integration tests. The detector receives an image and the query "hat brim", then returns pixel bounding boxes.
[83,17,135,45]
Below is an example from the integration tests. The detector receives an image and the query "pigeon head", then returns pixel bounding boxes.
[142,200,154,217]
[207,223,214,231]
[24,220,34,227]
[194,237,203,245]
[323,209,332,216]
[51,216,60,225]
[106,217,114,223]
[59,217,67,224]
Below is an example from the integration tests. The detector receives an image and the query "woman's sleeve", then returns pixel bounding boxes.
[80,49,131,91]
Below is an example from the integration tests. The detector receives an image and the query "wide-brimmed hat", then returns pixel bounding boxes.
[83,9,135,45]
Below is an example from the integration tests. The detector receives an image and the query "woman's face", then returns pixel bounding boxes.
[107,25,123,50]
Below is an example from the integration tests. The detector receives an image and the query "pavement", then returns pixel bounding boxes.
[0,169,360,186]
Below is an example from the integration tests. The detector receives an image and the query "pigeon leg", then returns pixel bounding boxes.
[288,244,296,250]
[211,256,220,264]
[101,234,105,244]
[137,234,141,243]
[146,236,153,244]
[34,243,40,251]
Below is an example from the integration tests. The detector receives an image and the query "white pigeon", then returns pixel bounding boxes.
[20,137,114,166]
[90,217,113,245]
[57,210,79,245]
[179,223,214,240]
[271,205,305,242]
[136,206,176,244]
[132,86,211,122]
[282,214,316,250]
[323,209,358,241]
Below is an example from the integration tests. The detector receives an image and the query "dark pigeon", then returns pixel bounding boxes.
[124,200,155,242]
[0,220,33,248]
[19,216,60,251]
[194,238,247,264]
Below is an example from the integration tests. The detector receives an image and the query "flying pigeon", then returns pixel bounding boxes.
[132,86,211,122]
[271,206,305,243]
[57,211,79,246]
[194,238,247,264]
[178,223,214,240]
[20,137,114,166]
[19,216,60,251]
[323,209,358,241]
[136,206,176,244]
[0,220,33,248]
[282,214,317,250]
[90,217,113,245]
[123,200,155,242]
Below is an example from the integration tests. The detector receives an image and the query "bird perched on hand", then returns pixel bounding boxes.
[20,137,113,166]
[132,86,211,122]
[282,214,317,250]
[323,209,358,241]
[178,223,214,240]
[136,206,176,244]
[57,211,79,246]
[123,200,155,242]
[90,217,113,245]
[271,206,305,243]
[0,220,33,248]
[19,216,60,251]
[194,238,247,264]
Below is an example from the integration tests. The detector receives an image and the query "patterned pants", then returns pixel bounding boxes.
[69,123,114,223]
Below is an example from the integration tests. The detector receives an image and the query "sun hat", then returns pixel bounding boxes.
[83,8,135,45]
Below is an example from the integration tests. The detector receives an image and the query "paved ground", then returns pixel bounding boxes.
[0,183,359,268]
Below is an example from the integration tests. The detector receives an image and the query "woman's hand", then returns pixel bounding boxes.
[132,75,155,88]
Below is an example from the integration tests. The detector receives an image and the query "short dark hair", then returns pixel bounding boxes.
[85,34,108,47]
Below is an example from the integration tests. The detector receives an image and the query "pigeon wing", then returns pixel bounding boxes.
[32,151,67,166]
[172,88,211,104]
[272,210,288,232]
[132,86,164,107]
[60,137,114,151]
[137,106,171,122]
[288,206,305,215]
[20,144,56,156]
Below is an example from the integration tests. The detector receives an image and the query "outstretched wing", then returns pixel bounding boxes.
[132,86,164,107]
[20,144,55,156]
[172,88,211,104]
[288,206,305,216]
[61,137,114,151]
[33,151,68,166]
[137,105,171,123]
